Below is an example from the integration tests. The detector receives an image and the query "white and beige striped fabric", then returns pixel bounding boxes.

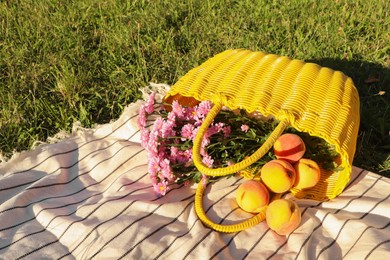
[0,85,389,260]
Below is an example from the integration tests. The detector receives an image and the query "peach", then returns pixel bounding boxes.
[261,159,296,193]
[293,158,321,190]
[236,180,270,213]
[274,133,306,163]
[266,198,301,235]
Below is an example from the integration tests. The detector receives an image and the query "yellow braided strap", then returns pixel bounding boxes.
[194,182,267,233]
[195,183,285,233]
[191,103,288,232]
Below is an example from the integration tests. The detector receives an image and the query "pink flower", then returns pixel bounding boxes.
[145,92,156,114]
[169,146,179,160]
[161,120,175,139]
[196,101,212,118]
[154,181,169,196]
[202,154,214,167]
[241,124,250,133]
[200,146,207,157]
[191,101,212,124]
[153,117,164,135]
[200,136,211,157]
[181,123,195,140]
[140,128,150,148]
[172,101,185,118]
[137,105,147,129]
[170,147,189,163]
[183,148,192,162]
[215,122,225,133]
[160,158,175,181]
[201,174,208,188]
[201,137,211,149]
[167,111,176,124]
[222,126,231,138]
[138,92,156,130]
[183,106,196,121]
[148,156,160,175]
[191,126,200,141]
[147,131,159,157]
[157,146,168,160]
[206,125,219,137]
[184,149,192,161]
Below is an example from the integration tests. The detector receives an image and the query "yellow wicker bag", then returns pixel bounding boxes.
[164,49,360,232]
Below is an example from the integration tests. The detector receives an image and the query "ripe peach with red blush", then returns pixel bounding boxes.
[236,180,270,213]
[274,133,306,163]
[266,198,302,235]
[261,159,296,193]
[293,158,321,190]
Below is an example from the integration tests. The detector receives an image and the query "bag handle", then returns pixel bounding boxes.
[192,101,289,232]
[192,102,289,176]
[195,182,283,232]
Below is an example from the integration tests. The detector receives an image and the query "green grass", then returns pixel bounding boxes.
[0,0,389,176]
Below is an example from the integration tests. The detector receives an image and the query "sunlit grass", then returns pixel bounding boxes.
[0,0,389,176]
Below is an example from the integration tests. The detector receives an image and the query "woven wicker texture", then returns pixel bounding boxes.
[164,49,360,232]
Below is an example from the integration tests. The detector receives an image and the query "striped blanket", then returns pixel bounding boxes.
[0,85,389,259]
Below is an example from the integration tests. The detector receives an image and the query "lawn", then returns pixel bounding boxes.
[0,0,389,176]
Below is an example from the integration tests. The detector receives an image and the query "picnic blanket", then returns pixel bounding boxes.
[0,84,389,260]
